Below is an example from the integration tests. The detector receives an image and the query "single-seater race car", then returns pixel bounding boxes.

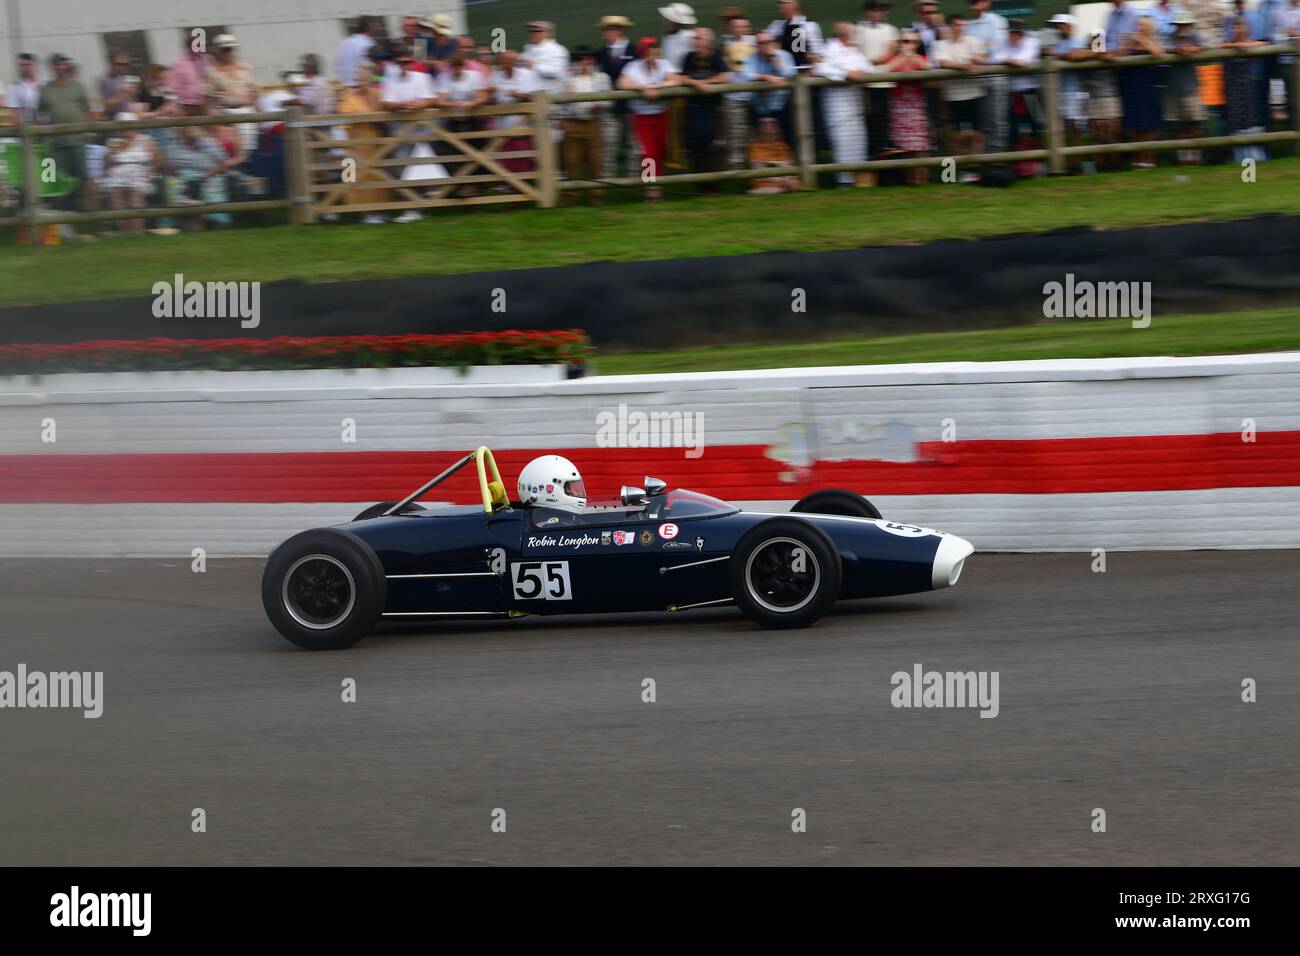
[262,447,973,650]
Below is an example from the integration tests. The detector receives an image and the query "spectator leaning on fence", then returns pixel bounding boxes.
[1044,14,1089,172]
[380,45,439,222]
[887,30,933,184]
[596,15,640,179]
[741,32,797,147]
[37,54,92,233]
[102,113,158,234]
[1082,30,1123,171]
[816,22,871,187]
[560,46,611,203]
[1165,15,1206,164]
[1000,20,1041,147]
[618,36,681,202]
[935,13,987,177]
[1118,17,1165,168]
[719,13,756,169]
[965,0,1009,153]
[1276,0,1300,126]
[857,1,899,162]
[338,61,389,224]
[490,49,542,178]
[1222,14,1268,162]
[521,20,570,147]
[679,28,730,190]
[5,53,41,123]
[439,53,489,198]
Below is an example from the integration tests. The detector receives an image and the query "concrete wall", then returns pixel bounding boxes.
[2,353,1298,555]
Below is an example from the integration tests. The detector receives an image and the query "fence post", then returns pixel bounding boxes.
[533,92,559,208]
[20,121,43,242]
[1293,39,1300,157]
[1042,60,1064,175]
[283,106,314,225]
[793,74,817,190]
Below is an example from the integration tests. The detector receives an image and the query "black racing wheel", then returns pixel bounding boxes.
[791,489,882,520]
[262,529,386,650]
[730,518,842,629]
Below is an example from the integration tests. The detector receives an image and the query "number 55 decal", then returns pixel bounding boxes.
[511,560,572,601]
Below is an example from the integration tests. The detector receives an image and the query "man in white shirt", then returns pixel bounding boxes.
[660,4,699,70]
[491,50,544,180]
[998,20,1041,145]
[380,51,440,222]
[5,53,42,123]
[336,16,377,86]
[816,22,872,185]
[935,12,988,172]
[521,20,571,95]
[856,1,899,158]
[521,20,570,144]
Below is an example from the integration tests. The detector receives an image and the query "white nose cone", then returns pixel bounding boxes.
[931,534,974,589]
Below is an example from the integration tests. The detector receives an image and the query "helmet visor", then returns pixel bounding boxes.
[564,478,587,499]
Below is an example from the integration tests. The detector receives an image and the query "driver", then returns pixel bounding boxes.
[517,455,587,526]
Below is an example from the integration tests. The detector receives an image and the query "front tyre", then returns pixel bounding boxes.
[262,529,386,650]
[730,518,842,629]
[791,489,882,519]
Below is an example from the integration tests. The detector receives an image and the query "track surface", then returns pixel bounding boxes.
[1,553,1296,866]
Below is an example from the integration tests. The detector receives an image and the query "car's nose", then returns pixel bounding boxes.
[931,534,974,589]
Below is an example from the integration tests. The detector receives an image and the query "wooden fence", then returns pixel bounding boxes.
[2,40,1297,232]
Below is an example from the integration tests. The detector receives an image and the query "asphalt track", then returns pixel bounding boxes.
[1,552,1296,866]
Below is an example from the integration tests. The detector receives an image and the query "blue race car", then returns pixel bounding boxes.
[262,447,973,649]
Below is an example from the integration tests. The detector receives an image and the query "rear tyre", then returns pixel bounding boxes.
[352,501,426,522]
[262,529,386,650]
[791,488,881,520]
[730,518,842,629]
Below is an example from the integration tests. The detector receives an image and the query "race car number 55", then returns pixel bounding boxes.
[511,561,572,601]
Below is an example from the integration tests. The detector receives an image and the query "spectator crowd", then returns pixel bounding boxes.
[4,1,1299,235]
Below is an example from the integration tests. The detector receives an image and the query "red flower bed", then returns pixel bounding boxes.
[0,330,591,375]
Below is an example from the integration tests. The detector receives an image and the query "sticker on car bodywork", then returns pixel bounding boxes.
[658,522,680,540]
[875,521,943,538]
[511,560,572,600]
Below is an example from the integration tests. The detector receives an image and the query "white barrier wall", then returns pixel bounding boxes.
[2,354,1298,556]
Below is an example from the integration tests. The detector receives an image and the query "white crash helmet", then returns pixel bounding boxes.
[517,455,587,511]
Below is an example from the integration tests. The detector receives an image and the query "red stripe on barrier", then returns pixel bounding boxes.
[1,433,1298,503]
